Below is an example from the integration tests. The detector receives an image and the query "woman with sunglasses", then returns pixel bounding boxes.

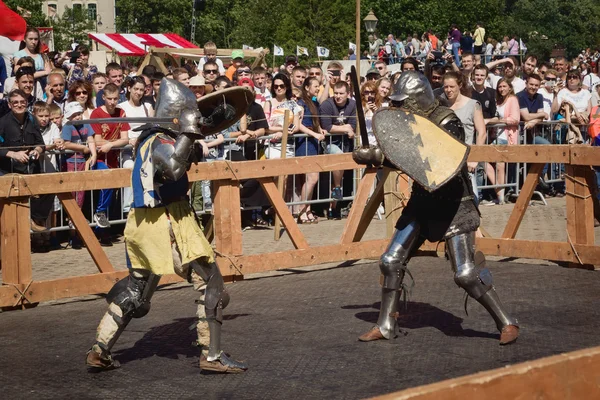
[294,77,327,223]
[552,69,592,127]
[67,80,95,119]
[263,73,301,159]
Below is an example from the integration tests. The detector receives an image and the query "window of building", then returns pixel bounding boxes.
[72,3,83,11]
[88,3,97,20]
[47,3,57,18]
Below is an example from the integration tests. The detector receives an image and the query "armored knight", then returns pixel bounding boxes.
[85,79,253,373]
[353,71,519,344]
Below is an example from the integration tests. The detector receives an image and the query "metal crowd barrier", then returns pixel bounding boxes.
[25,132,359,235]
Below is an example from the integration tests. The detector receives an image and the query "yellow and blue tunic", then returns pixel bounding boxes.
[124,132,214,275]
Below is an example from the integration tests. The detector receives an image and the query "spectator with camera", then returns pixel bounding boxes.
[0,89,52,232]
[65,45,98,87]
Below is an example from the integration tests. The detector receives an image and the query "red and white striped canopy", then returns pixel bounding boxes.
[88,33,198,56]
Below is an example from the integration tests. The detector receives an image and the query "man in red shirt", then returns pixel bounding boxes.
[90,83,130,169]
[89,83,130,232]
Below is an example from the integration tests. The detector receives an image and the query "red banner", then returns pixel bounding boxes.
[0,0,27,41]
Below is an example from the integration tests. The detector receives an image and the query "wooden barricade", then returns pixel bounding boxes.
[0,145,598,309]
[372,345,600,400]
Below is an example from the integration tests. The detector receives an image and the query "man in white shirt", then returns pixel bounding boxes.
[485,56,525,92]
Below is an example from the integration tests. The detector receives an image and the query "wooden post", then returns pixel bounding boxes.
[58,193,114,273]
[340,168,378,244]
[274,110,291,241]
[384,170,409,238]
[213,180,243,256]
[502,163,544,239]
[1,200,19,284]
[259,177,309,249]
[565,165,595,269]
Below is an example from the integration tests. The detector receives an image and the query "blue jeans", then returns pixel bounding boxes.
[91,161,113,214]
[452,43,461,67]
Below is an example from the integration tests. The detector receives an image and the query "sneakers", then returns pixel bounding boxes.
[94,212,110,228]
[203,202,213,212]
[480,199,497,206]
[30,219,48,232]
[199,352,248,374]
[331,187,343,201]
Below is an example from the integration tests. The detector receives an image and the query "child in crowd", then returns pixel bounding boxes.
[92,72,107,101]
[49,103,63,130]
[61,101,101,248]
[197,132,225,211]
[32,101,64,249]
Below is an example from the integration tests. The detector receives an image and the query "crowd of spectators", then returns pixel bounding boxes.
[2,26,600,250]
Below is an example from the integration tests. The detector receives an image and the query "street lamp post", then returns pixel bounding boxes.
[364,9,378,34]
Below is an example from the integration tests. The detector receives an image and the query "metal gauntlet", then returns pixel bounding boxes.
[352,145,384,167]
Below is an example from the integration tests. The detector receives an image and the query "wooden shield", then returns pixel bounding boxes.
[196,86,255,136]
[372,108,469,192]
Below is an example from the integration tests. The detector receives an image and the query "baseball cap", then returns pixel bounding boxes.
[231,50,244,60]
[238,77,254,88]
[63,101,84,120]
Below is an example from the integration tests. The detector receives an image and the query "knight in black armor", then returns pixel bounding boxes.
[85,79,252,373]
[353,71,519,344]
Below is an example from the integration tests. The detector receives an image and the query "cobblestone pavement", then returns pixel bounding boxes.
[1,255,600,399]
[11,197,599,284]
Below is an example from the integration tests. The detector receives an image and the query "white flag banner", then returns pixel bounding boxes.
[349,42,356,52]
[317,46,330,58]
[519,39,527,54]
[273,45,284,56]
[296,46,309,56]
[242,44,254,50]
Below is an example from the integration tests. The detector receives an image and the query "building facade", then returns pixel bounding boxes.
[42,0,116,34]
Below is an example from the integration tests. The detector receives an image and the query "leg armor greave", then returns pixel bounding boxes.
[447,232,518,331]
[94,269,161,352]
[377,220,421,339]
[191,261,230,360]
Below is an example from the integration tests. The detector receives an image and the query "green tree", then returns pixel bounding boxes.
[4,0,48,28]
[51,6,95,52]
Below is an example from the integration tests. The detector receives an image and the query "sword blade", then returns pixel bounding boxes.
[64,117,178,126]
[350,65,370,147]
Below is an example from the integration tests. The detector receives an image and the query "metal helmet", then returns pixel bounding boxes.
[154,78,199,135]
[388,71,435,111]
[178,108,203,136]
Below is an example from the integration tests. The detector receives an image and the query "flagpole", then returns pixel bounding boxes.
[355,0,361,79]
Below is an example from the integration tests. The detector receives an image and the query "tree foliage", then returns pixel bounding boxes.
[6,0,600,60]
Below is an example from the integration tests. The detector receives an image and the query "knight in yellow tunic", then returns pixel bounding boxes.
[85,79,251,374]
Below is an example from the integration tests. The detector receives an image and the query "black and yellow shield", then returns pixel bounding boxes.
[372,108,469,192]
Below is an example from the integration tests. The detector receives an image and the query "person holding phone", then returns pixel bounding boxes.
[66,45,98,87]
[319,61,344,102]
